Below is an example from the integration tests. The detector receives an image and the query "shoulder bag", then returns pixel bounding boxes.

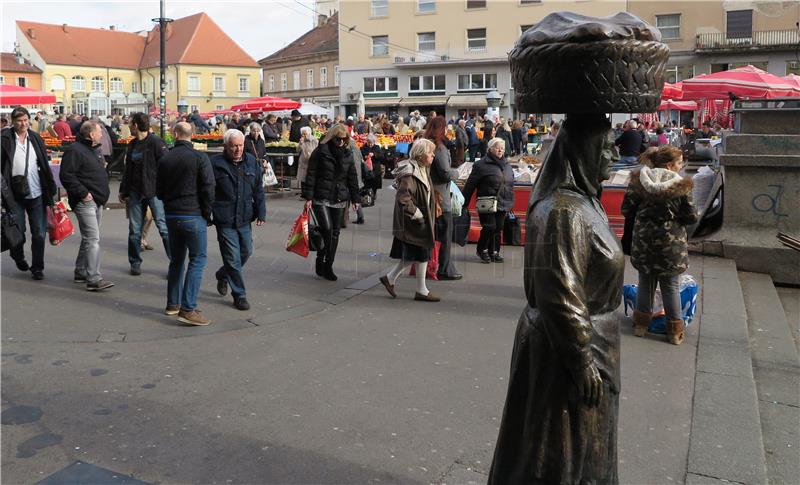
[476,178,503,215]
[10,137,31,198]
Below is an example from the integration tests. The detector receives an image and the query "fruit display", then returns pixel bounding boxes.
[192,133,223,141]
[193,142,208,151]
[265,140,299,148]
[117,136,134,144]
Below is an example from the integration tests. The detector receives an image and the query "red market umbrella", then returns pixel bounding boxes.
[662,82,683,100]
[784,74,800,90]
[231,95,300,113]
[658,100,697,111]
[681,65,800,100]
[0,84,56,105]
[149,106,180,116]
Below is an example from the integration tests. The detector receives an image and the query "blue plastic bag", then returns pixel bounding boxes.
[623,275,699,334]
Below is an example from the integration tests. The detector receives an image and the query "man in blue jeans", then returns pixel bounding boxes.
[211,129,266,311]
[156,122,216,326]
[119,112,170,276]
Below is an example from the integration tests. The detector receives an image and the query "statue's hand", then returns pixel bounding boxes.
[571,360,603,408]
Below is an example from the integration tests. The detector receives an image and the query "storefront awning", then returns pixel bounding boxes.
[446,94,487,108]
[399,95,449,107]
[365,97,402,107]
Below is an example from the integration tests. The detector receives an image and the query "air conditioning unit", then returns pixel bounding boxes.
[440,55,450,61]
[394,56,406,63]
[347,92,360,101]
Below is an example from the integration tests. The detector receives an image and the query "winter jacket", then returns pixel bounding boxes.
[615,130,643,157]
[621,166,698,276]
[289,117,309,143]
[120,133,168,199]
[429,142,457,211]
[244,134,266,160]
[53,121,72,140]
[466,125,480,147]
[455,125,468,148]
[59,136,110,208]
[392,160,436,249]
[263,122,281,143]
[495,127,514,155]
[210,151,266,228]
[302,142,361,204]
[360,144,384,191]
[461,152,515,212]
[156,140,216,221]
[0,128,56,205]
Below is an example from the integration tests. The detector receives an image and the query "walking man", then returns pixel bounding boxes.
[0,107,57,280]
[119,112,170,275]
[157,122,216,326]
[212,129,266,311]
[59,121,114,291]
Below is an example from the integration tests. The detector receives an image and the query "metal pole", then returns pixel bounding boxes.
[159,0,166,139]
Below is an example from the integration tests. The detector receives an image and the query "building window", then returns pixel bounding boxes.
[17,77,26,87]
[457,72,497,91]
[371,35,389,57]
[727,10,753,39]
[306,69,314,89]
[409,74,445,94]
[72,75,86,91]
[292,71,300,90]
[320,67,328,87]
[165,76,174,92]
[268,74,275,92]
[467,0,487,8]
[466,28,487,52]
[364,76,398,94]
[417,32,436,52]
[656,14,680,40]
[215,104,224,111]
[417,0,435,13]
[239,77,249,92]
[521,24,533,35]
[91,76,104,92]
[787,61,800,76]
[665,66,679,84]
[190,104,199,112]
[371,0,388,17]
[188,75,200,93]
[334,65,340,86]
[213,75,225,93]
[281,73,288,91]
[50,75,65,90]
[131,82,138,93]
[0,75,4,84]
[110,77,123,93]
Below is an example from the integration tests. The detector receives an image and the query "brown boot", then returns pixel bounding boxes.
[667,318,685,345]
[632,310,651,337]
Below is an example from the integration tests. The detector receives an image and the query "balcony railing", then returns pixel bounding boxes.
[392,46,511,66]
[696,29,800,51]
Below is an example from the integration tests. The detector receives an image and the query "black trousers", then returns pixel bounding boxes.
[312,204,344,267]
[478,211,507,255]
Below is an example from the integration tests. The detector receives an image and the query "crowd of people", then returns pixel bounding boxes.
[2,105,697,339]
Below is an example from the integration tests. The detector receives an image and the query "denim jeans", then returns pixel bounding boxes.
[73,200,103,284]
[166,216,207,311]
[215,224,253,298]
[636,270,682,320]
[9,196,47,272]
[127,192,170,266]
[611,156,640,172]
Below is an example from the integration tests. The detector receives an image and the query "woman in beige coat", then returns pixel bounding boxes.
[378,139,440,302]
[296,126,318,185]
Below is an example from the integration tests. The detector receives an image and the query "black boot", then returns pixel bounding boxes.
[478,250,492,264]
[323,231,339,281]
[315,255,326,277]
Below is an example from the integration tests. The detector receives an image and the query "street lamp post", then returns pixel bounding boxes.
[152,0,173,139]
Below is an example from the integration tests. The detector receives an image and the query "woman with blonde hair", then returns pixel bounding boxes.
[379,138,440,302]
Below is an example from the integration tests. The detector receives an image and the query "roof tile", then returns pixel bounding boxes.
[260,13,338,63]
[0,52,43,73]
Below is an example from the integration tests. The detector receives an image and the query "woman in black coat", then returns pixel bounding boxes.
[359,134,384,195]
[244,122,267,161]
[302,124,361,281]
[461,137,515,263]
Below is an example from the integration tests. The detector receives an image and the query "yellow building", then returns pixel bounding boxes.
[15,13,260,115]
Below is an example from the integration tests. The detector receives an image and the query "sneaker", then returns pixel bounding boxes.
[414,292,441,302]
[478,250,492,264]
[164,304,180,316]
[86,280,115,291]
[130,264,142,276]
[216,277,228,296]
[491,253,504,263]
[74,275,87,284]
[14,259,30,272]
[233,297,250,311]
[31,270,44,280]
[177,309,211,326]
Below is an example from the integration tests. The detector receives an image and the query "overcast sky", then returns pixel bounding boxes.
[1,0,320,62]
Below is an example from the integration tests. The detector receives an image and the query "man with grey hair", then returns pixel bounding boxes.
[59,120,114,291]
[210,129,266,311]
[614,119,643,169]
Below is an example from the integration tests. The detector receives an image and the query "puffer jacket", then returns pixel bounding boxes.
[621,166,698,276]
[461,152,515,212]
[302,142,361,204]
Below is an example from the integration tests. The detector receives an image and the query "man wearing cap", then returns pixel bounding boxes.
[288,109,309,143]
[0,107,57,280]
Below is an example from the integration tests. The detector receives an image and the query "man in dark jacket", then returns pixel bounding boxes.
[454,119,468,166]
[188,110,209,134]
[156,122,216,326]
[288,110,309,143]
[0,107,57,280]
[614,120,644,169]
[466,121,480,162]
[211,129,266,311]
[59,121,114,291]
[119,112,170,275]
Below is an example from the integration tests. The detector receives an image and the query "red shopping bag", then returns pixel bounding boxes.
[47,200,74,246]
[409,240,440,281]
[285,206,310,258]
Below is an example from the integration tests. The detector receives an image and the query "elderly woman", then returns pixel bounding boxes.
[359,134,384,200]
[461,138,515,263]
[244,122,266,161]
[302,124,361,281]
[378,139,439,302]
[296,126,318,186]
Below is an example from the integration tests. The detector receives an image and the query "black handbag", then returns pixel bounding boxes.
[621,213,635,256]
[10,138,32,198]
[503,213,522,246]
[1,209,24,252]
[308,208,325,252]
[360,187,375,207]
